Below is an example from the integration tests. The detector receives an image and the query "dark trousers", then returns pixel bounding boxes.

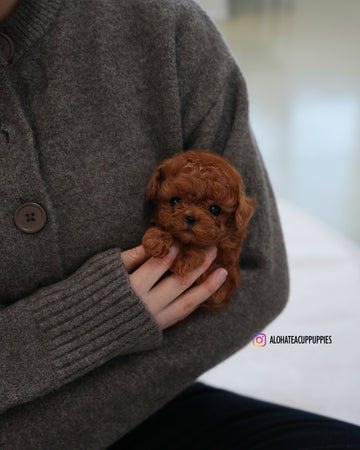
[109,381,360,449]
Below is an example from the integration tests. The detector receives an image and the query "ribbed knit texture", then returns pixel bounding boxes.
[0,0,62,62]
[0,246,162,415]
[0,1,289,448]
[30,248,162,383]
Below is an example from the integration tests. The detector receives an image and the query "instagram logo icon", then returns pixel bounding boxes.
[253,333,266,347]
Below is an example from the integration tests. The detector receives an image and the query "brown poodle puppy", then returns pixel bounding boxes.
[142,150,255,311]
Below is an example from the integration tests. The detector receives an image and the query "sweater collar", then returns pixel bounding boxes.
[0,0,63,63]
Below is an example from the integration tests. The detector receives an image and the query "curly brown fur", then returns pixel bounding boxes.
[142,150,256,311]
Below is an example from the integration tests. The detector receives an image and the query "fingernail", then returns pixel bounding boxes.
[206,246,217,258]
[217,269,228,284]
[170,242,180,254]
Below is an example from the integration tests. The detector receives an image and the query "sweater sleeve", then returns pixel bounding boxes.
[0,247,162,414]
[0,2,289,449]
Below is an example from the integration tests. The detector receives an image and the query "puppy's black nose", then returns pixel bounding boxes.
[186,216,197,225]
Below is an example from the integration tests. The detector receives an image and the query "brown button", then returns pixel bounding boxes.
[0,33,14,61]
[14,202,47,234]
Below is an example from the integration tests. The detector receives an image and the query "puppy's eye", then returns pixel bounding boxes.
[170,197,182,206]
[209,204,221,216]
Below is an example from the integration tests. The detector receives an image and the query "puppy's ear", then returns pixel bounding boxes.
[234,185,256,234]
[146,167,163,201]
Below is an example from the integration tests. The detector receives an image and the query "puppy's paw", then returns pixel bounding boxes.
[171,249,205,277]
[196,261,240,311]
[142,227,174,258]
[203,288,230,311]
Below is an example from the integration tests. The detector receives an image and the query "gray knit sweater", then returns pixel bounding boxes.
[0,0,289,448]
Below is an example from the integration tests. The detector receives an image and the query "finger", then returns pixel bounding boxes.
[129,244,180,296]
[147,246,217,312]
[157,268,228,330]
[120,245,148,273]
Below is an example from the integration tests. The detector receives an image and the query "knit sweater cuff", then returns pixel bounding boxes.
[29,248,162,384]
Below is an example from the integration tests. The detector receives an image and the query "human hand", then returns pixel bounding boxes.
[120,244,228,330]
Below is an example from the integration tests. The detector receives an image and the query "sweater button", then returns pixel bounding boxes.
[14,202,47,234]
[0,33,14,61]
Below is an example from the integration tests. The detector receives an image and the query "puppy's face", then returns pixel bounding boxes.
[147,151,255,247]
[155,181,231,246]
